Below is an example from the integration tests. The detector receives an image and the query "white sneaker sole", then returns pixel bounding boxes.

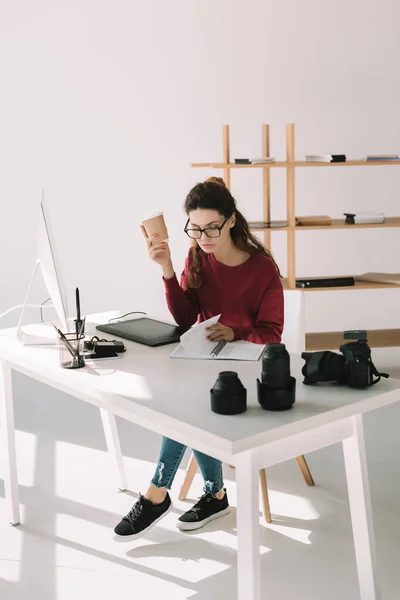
[176,506,231,531]
[113,503,173,542]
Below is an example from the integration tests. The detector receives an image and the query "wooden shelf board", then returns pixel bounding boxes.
[250,217,400,232]
[306,329,400,350]
[191,162,287,168]
[295,160,400,167]
[191,160,400,169]
[283,278,400,292]
[295,217,400,230]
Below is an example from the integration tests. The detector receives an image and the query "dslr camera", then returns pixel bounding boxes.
[301,330,389,388]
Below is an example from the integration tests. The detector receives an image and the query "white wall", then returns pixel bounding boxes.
[1,0,399,333]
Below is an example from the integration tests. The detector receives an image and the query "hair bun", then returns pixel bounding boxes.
[205,176,227,188]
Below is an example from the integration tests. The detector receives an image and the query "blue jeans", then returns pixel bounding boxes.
[151,436,224,495]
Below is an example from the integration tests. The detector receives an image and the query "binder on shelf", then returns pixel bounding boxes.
[296,276,355,289]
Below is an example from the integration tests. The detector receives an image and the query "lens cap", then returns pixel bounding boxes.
[210,371,247,415]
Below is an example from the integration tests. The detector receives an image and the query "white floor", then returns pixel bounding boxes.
[1,348,400,600]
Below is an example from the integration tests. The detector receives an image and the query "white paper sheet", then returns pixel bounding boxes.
[171,315,265,361]
[180,314,221,355]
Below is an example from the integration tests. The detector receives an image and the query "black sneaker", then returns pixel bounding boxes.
[113,493,172,541]
[177,490,230,531]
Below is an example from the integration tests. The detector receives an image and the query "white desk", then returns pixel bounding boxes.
[1,322,400,600]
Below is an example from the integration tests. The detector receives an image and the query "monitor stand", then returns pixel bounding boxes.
[15,259,60,345]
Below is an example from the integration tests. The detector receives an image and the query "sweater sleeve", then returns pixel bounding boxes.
[163,255,200,329]
[232,271,284,344]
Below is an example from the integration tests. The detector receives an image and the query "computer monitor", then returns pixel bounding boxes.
[16,191,69,343]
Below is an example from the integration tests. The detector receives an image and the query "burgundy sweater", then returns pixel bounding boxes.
[163,250,284,344]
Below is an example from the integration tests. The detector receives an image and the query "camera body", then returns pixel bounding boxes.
[302,330,388,388]
[339,338,372,387]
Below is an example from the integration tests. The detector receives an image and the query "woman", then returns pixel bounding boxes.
[114,177,284,541]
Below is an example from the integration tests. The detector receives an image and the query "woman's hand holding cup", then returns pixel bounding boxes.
[141,226,174,278]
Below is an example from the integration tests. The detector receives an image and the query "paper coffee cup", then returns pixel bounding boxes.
[142,212,169,242]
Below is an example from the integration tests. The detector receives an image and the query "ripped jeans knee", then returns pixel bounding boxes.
[150,438,187,489]
[156,461,165,486]
[195,455,223,495]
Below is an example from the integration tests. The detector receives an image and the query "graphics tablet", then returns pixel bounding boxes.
[96,317,185,347]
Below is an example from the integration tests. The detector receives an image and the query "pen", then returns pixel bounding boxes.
[51,323,76,357]
[210,340,226,359]
[78,316,86,337]
[73,317,86,367]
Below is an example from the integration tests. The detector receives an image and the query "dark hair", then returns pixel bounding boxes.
[184,176,281,288]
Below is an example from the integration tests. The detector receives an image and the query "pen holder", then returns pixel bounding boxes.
[58,332,85,369]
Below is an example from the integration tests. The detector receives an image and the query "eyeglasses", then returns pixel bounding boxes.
[184,216,230,239]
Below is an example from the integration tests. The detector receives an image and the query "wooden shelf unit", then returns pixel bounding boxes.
[191,124,400,349]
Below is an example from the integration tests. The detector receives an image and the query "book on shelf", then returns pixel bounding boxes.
[365,155,399,161]
[295,215,332,226]
[248,220,288,229]
[355,272,400,285]
[234,157,276,164]
[305,154,346,163]
[344,212,385,224]
[306,155,331,163]
[250,157,275,164]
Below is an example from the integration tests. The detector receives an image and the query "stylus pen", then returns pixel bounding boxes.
[76,288,81,322]
[75,288,84,337]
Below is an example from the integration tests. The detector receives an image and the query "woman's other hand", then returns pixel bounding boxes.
[206,323,234,342]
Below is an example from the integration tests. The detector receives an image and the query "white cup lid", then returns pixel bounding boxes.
[142,211,163,221]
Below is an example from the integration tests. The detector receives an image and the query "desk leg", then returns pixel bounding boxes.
[0,360,20,525]
[343,414,380,600]
[100,409,127,491]
[236,450,261,600]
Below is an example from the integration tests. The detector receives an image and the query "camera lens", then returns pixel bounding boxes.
[258,343,296,411]
[261,343,291,388]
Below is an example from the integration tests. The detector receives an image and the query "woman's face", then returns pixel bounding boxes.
[186,209,235,254]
